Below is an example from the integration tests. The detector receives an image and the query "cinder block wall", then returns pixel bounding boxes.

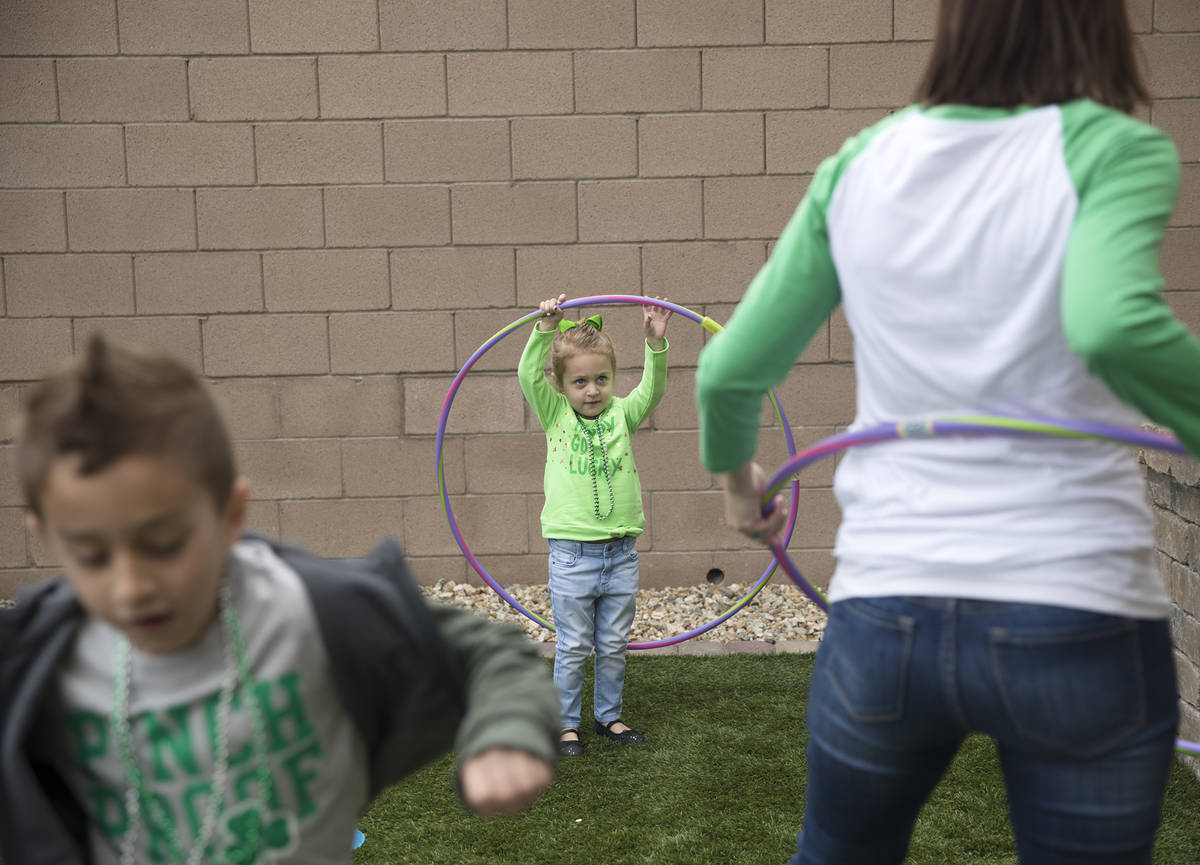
[0,1,1197,596]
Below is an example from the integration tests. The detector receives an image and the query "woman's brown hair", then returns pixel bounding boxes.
[16,336,236,516]
[917,0,1148,113]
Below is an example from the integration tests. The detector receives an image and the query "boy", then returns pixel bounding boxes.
[0,337,558,865]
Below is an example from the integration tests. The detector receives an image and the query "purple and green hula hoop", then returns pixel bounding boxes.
[435,295,801,651]
[757,414,1200,758]
[436,302,1200,756]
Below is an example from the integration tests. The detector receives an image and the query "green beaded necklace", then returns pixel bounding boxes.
[577,408,615,520]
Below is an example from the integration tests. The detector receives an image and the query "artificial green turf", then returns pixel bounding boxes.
[353,655,1200,865]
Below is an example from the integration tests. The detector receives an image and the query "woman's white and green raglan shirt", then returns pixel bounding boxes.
[519,327,668,541]
[696,100,1200,618]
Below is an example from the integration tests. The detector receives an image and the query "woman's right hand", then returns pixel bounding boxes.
[720,460,788,545]
[537,294,567,331]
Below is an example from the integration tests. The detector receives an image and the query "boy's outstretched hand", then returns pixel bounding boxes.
[460,748,554,816]
[538,293,567,332]
[644,296,672,350]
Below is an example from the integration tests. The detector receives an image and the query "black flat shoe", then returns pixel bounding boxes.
[558,728,585,757]
[594,719,644,745]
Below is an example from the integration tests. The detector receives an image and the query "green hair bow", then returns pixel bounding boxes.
[557,314,603,333]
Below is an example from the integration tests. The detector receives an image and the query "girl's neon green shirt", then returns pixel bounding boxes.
[518,327,668,542]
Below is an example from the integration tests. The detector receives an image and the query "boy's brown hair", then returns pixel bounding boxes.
[549,320,617,387]
[16,336,236,516]
[917,0,1147,113]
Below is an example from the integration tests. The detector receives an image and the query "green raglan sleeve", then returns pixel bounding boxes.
[621,338,669,428]
[429,602,559,769]
[695,158,843,473]
[1061,110,1200,458]
[518,326,561,430]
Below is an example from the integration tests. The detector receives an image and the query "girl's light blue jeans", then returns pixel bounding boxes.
[547,536,639,731]
[791,596,1179,865]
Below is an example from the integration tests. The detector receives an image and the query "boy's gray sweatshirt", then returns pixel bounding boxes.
[0,536,558,865]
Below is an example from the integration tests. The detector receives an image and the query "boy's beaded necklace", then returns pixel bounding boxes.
[111,580,275,865]
[577,408,615,520]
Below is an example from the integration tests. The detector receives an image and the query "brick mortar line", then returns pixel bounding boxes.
[0,108,985,127]
[9,32,1199,62]
[14,40,942,59]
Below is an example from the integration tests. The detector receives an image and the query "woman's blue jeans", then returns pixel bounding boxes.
[548,537,639,731]
[791,597,1179,865]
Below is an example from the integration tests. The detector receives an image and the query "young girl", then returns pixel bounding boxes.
[695,1,1200,862]
[518,294,672,757]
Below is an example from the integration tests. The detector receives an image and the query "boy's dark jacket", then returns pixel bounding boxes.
[0,535,559,865]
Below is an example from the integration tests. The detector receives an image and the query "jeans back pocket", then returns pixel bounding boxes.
[824,599,916,723]
[988,617,1145,757]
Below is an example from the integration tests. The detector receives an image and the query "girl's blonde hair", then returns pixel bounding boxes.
[549,321,617,387]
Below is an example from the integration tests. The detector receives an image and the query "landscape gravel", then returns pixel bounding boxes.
[420,580,827,645]
[0,582,829,645]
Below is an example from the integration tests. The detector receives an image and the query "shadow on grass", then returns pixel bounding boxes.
[354,655,1200,865]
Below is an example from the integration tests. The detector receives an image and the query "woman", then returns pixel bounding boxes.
[695,2,1200,862]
